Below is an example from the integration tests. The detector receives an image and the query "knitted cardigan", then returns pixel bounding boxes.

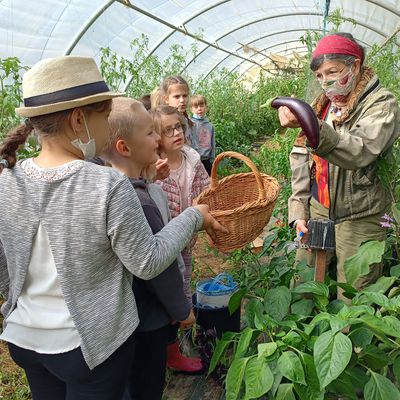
[157,145,210,218]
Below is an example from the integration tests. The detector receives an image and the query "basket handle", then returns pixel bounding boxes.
[210,151,266,201]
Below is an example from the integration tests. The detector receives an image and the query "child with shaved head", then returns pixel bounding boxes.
[102,97,196,399]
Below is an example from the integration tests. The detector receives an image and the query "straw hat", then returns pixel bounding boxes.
[16,56,123,117]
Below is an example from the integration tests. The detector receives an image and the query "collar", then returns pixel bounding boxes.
[192,114,205,120]
[129,177,147,189]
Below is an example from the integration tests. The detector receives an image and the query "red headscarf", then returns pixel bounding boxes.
[312,35,364,63]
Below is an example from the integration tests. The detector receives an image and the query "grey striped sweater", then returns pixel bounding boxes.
[0,160,203,369]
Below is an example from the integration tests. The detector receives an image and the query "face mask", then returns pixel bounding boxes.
[320,66,357,101]
[71,113,97,160]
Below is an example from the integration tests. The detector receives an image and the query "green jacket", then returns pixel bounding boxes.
[288,67,400,225]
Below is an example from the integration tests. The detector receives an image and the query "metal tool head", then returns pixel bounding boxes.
[286,231,308,253]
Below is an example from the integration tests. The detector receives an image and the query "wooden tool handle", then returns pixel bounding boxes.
[315,250,327,282]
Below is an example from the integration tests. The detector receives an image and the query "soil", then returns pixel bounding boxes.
[192,232,233,279]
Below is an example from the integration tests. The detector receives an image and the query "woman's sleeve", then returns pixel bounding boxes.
[288,136,312,225]
[313,92,400,169]
[0,241,9,298]
[107,179,203,280]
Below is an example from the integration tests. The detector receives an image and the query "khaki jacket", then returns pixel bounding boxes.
[288,67,400,225]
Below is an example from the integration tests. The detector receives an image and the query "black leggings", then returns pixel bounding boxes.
[123,324,170,400]
[8,334,135,400]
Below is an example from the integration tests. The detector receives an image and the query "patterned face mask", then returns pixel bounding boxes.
[320,65,357,102]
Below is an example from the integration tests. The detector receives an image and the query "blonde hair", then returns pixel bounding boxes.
[150,86,162,109]
[160,75,190,98]
[190,94,207,108]
[101,97,145,161]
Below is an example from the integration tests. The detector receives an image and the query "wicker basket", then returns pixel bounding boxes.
[194,151,280,252]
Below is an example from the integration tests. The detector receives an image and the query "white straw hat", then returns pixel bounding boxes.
[16,56,123,117]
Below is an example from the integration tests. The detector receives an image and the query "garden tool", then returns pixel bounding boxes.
[306,219,336,282]
[286,231,307,253]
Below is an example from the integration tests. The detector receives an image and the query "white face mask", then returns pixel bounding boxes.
[71,113,96,160]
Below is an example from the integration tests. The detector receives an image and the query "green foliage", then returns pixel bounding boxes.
[209,277,400,399]
[0,57,25,139]
[364,371,400,400]
[0,369,31,400]
[100,34,198,98]
[327,8,357,32]
[368,40,400,101]
[314,330,352,389]
[344,240,386,286]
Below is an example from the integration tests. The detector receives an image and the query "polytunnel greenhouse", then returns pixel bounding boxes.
[1,1,400,399]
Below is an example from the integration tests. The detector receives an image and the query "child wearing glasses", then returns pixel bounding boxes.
[152,105,210,373]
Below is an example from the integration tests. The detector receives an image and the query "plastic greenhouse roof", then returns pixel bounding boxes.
[1,0,399,87]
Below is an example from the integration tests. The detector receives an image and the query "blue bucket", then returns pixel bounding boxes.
[196,273,238,309]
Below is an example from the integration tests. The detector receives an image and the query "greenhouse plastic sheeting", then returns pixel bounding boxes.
[1,0,399,83]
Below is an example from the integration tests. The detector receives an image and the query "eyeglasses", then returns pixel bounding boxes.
[163,123,184,137]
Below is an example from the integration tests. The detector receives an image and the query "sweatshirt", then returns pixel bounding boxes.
[129,178,190,331]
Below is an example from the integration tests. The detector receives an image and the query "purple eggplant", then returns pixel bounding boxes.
[261,97,320,148]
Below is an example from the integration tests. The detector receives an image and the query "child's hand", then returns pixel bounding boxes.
[154,158,170,180]
[179,310,196,329]
[193,204,228,242]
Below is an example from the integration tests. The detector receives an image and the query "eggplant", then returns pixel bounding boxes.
[261,96,320,149]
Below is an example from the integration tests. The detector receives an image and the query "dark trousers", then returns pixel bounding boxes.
[8,334,135,400]
[123,324,170,400]
[201,159,213,175]
[168,322,180,343]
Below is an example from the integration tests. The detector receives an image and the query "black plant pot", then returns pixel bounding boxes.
[192,294,241,339]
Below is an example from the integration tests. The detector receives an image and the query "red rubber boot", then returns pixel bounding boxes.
[166,341,203,373]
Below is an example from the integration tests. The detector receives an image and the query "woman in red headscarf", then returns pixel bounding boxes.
[278,32,400,300]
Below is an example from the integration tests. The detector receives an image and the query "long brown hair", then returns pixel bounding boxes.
[0,100,111,173]
[151,106,186,136]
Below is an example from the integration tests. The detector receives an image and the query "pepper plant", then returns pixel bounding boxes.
[210,273,400,399]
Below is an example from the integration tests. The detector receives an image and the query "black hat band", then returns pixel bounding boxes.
[24,81,110,107]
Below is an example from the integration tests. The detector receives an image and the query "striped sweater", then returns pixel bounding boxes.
[0,159,203,369]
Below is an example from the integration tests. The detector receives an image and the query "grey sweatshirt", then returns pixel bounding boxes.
[190,116,216,161]
[130,178,190,331]
[0,160,202,369]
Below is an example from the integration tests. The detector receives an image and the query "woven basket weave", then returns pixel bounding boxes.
[194,151,280,252]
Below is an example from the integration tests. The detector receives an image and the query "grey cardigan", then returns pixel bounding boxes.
[0,160,202,369]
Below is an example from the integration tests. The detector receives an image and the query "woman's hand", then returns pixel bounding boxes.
[193,204,228,242]
[179,310,196,329]
[295,219,310,249]
[278,106,300,128]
